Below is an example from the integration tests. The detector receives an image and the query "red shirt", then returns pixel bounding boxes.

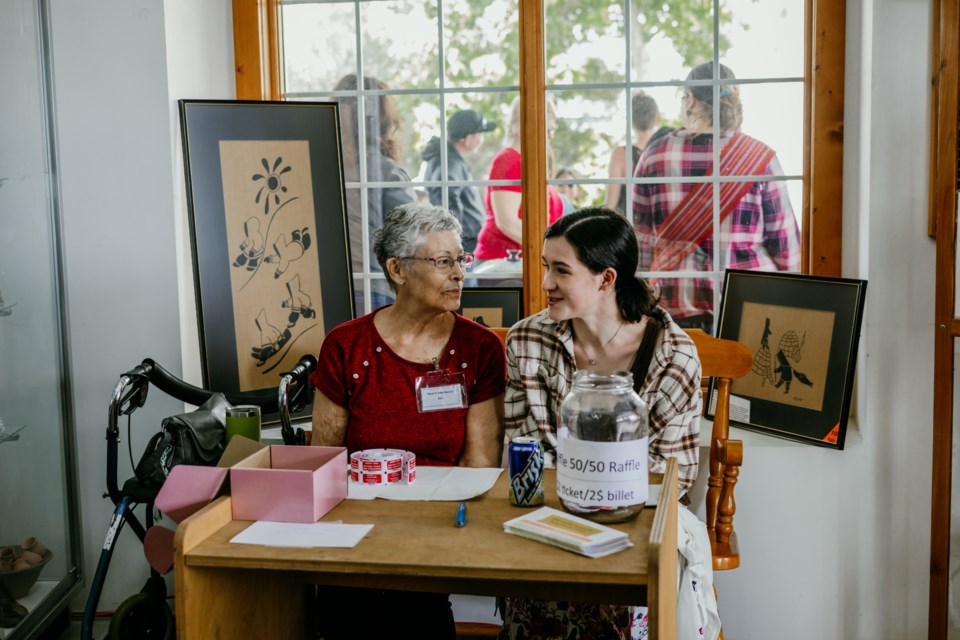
[309,309,506,466]
[476,147,564,260]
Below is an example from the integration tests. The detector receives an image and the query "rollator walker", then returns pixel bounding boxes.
[81,355,316,640]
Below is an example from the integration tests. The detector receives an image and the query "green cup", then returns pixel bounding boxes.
[225,405,261,442]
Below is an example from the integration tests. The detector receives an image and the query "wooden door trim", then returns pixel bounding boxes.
[930,0,960,636]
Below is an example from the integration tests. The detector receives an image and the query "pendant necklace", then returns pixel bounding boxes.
[583,321,623,367]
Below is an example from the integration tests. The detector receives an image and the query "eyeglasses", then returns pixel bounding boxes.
[402,253,475,272]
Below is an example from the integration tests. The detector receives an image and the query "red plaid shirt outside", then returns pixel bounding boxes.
[632,129,801,320]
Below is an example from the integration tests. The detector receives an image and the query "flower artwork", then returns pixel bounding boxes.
[180,100,353,401]
[219,143,325,386]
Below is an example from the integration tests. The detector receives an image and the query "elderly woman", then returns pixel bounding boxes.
[309,202,506,639]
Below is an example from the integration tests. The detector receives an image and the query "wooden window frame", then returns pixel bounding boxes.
[232,0,845,316]
[929,1,958,637]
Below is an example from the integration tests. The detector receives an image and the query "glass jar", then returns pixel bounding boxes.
[556,371,649,523]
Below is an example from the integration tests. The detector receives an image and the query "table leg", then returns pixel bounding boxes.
[176,565,312,639]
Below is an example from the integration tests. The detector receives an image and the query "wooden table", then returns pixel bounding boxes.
[174,460,678,639]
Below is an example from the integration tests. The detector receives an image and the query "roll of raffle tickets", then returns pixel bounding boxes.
[349,449,417,485]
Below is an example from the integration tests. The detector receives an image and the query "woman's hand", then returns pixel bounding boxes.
[458,394,505,467]
[311,391,349,446]
[490,191,523,244]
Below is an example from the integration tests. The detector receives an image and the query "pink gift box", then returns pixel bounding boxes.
[154,465,229,524]
[154,436,269,524]
[230,445,347,523]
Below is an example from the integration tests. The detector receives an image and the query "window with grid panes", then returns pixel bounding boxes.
[241,0,843,319]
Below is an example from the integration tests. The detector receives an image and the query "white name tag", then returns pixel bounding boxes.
[420,384,464,411]
[415,369,468,413]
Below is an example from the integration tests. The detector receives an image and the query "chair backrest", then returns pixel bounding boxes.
[490,327,509,344]
[684,329,752,572]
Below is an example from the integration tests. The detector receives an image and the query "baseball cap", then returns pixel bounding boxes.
[447,110,498,141]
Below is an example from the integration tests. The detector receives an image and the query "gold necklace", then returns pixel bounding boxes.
[582,321,623,367]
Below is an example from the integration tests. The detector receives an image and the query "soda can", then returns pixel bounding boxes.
[509,436,544,506]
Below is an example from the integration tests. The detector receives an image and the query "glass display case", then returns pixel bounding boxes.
[0,0,83,637]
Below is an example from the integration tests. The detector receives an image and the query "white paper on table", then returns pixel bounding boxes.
[380,466,503,501]
[347,481,384,500]
[345,467,503,501]
[230,521,372,548]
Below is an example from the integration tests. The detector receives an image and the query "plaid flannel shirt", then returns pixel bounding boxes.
[632,129,801,320]
[504,308,702,494]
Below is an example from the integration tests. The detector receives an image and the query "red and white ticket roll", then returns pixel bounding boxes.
[349,449,416,485]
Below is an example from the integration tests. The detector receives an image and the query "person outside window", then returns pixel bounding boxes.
[421,109,497,253]
[554,167,581,215]
[474,97,564,263]
[632,62,801,332]
[333,74,416,274]
[501,207,702,639]
[309,202,505,639]
[604,92,673,214]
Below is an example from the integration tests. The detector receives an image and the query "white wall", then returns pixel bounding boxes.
[706,1,936,637]
[47,0,232,611]
[44,0,939,635]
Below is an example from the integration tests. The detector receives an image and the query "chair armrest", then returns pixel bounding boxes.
[715,439,742,546]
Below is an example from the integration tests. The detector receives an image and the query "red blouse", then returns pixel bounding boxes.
[310,309,506,466]
[476,147,564,260]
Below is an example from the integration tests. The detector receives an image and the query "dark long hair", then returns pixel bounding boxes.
[544,207,658,323]
[334,74,402,161]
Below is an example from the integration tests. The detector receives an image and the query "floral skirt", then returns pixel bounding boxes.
[498,599,649,640]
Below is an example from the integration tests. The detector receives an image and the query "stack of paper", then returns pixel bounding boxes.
[503,506,634,558]
[230,521,372,548]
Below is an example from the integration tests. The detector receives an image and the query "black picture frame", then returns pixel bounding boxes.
[457,287,523,329]
[179,100,354,403]
[709,269,867,449]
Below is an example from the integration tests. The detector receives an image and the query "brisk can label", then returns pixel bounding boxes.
[509,437,544,506]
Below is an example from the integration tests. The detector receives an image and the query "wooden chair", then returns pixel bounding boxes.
[490,326,509,344]
[684,329,752,574]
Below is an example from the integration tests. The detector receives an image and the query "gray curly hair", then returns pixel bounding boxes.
[372,203,463,292]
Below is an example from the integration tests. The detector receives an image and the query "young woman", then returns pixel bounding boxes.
[502,207,702,639]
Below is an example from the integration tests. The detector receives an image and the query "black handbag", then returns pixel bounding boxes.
[134,393,231,487]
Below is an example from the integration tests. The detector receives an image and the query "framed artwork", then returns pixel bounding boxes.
[709,269,867,449]
[457,287,523,329]
[179,100,354,401]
